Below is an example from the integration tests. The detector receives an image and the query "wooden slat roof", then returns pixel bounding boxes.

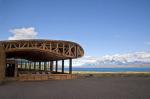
[0,39,84,61]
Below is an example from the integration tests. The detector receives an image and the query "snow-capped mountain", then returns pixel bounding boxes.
[73,52,150,67]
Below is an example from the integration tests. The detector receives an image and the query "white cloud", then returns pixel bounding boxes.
[73,52,150,67]
[8,27,38,40]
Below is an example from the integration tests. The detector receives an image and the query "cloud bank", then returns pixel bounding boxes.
[73,52,150,67]
[8,27,38,40]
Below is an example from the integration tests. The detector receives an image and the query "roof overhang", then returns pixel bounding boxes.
[0,39,84,61]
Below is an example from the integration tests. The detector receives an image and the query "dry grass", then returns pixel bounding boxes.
[74,72,150,78]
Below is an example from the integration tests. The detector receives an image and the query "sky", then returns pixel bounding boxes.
[0,0,150,57]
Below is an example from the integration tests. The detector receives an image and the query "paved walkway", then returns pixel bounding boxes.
[0,77,150,99]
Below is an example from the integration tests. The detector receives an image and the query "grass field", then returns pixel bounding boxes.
[73,72,150,78]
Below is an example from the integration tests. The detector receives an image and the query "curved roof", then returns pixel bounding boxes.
[0,39,84,61]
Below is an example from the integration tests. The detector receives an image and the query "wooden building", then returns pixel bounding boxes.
[0,39,84,82]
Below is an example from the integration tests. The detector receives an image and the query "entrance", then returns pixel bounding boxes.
[5,63,15,77]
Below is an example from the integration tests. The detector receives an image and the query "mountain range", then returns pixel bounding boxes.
[73,52,150,68]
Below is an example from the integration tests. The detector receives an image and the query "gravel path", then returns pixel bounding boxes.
[0,77,150,99]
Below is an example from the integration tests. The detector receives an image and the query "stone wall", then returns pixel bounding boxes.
[0,44,6,84]
[18,74,78,81]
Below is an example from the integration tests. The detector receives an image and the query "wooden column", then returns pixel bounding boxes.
[14,62,18,78]
[44,62,46,71]
[34,62,36,70]
[20,59,22,69]
[39,62,41,70]
[55,60,58,73]
[0,45,6,84]
[50,61,53,72]
[46,62,48,71]
[48,62,50,71]
[29,61,31,70]
[25,60,27,70]
[69,59,72,74]
[62,60,64,74]
[27,60,29,70]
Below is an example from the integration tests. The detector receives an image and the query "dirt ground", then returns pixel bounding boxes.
[0,77,150,99]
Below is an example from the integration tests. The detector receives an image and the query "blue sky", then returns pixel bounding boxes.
[0,0,150,57]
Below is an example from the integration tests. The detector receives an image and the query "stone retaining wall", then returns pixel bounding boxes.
[0,45,6,84]
[18,74,78,81]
